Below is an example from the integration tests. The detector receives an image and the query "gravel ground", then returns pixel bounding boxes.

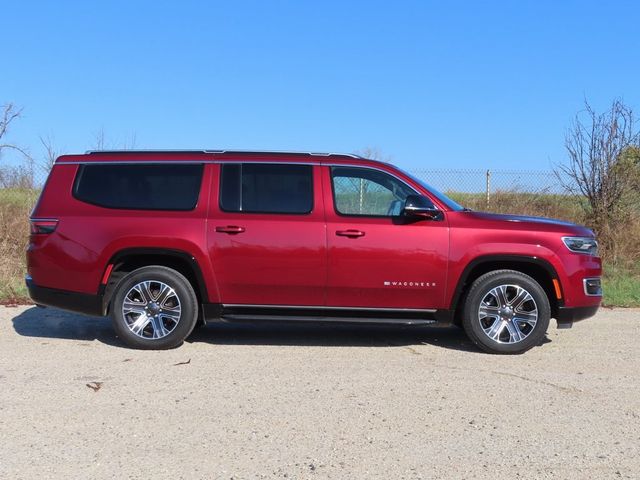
[0,306,639,479]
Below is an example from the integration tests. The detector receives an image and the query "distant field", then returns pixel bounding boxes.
[0,188,38,302]
[447,190,586,222]
[1,188,637,307]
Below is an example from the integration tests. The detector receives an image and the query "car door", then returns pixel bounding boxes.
[208,162,326,306]
[323,164,449,309]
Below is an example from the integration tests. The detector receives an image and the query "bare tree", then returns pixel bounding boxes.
[122,132,137,150]
[39,135,59,171]
[0,103,31,160]
[0,103,35,188]
[355,147,393,162]
[92,128,107,150]
[91,128,137,151]
[556,99,640,259]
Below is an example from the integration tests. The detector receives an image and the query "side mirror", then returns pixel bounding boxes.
[403,194,441,219]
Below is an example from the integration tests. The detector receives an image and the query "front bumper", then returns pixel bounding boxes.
[555,305,600,327]
[26,276,104,316]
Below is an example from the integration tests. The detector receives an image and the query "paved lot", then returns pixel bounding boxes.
[0,306,639,479]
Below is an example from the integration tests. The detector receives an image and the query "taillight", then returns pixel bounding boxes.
[30,218,59,234]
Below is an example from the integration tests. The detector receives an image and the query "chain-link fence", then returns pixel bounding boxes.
[0,162,578,194]
[411,168,570,196]
[0,165,577,200]
[333,172,402,216]
[410,169,582,221]
[329,167,581,220]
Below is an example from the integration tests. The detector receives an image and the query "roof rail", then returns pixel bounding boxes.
[211,150,362,158]
[86,149,218,154]
[86,149,363,158]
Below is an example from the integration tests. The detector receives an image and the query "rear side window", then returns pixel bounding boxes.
[73,164,204,210]
[220,163,313,214]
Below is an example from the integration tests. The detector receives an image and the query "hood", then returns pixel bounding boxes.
[464,211,594,235]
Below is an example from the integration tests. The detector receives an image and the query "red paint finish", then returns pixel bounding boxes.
[321,165,449,309]
[206,164,327,305]
[445,210,601,310]
[28,151,602,318]
[28,160,215,297]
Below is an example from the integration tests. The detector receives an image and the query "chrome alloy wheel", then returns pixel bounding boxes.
[478,284,538,344]
[121,280,182,339]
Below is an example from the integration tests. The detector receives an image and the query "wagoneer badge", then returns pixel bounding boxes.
[383,281,436,287]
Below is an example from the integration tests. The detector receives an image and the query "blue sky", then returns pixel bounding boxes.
[2,0,639,171]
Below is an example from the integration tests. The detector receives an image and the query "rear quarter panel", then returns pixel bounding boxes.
[28,163,217,299]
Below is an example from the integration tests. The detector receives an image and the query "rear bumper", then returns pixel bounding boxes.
[555,304,600,326]
[26,276,103,316]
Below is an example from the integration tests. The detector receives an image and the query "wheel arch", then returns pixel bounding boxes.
[450,255,562,322]
[100,248,209,316]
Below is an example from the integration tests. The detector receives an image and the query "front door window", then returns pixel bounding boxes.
[331,166,429,217]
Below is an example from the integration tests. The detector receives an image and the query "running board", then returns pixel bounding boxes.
[219,313,437,325]
[201,303,451,325]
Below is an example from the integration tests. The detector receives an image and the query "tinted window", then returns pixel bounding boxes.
[331,166,421,216]
[74,164,203,210]
[220,164,313,214]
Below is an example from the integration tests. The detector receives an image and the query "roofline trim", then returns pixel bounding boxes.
[84,149,362,158]
[85,149,216,154]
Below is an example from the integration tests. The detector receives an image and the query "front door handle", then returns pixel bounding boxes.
[215,225,246,234]
[336,229,365,238]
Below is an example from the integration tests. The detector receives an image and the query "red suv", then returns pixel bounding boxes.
[27,150,602,353]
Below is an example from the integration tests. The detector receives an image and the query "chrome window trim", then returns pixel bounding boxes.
[55,160,438,209]
[218,162,315,215]
[57,160,397,169]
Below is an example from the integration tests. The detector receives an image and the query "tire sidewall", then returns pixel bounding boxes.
[111,266,198,349]
[463,271,551,354]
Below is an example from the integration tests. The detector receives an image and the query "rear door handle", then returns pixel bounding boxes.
[215,225,246,234]
[336,229,365,238]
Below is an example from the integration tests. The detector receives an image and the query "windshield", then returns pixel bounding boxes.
[399,168,465,211]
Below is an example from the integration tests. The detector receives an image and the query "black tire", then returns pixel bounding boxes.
[110,266,199,349]
[462,270,550,354]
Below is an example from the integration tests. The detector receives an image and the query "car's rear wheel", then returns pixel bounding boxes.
[111,266,198,349]
[462,270,550,354]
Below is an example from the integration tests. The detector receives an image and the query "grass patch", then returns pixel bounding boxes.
[0,188,40,208]
[0,278,30,305]
[448,191,586,222]
[0,189,38,305]
[602,268,640,308]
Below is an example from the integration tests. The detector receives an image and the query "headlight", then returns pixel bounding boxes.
[562,236,598,255]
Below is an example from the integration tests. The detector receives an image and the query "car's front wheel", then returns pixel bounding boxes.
[462,270,550,354]
[110,266,199,349]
